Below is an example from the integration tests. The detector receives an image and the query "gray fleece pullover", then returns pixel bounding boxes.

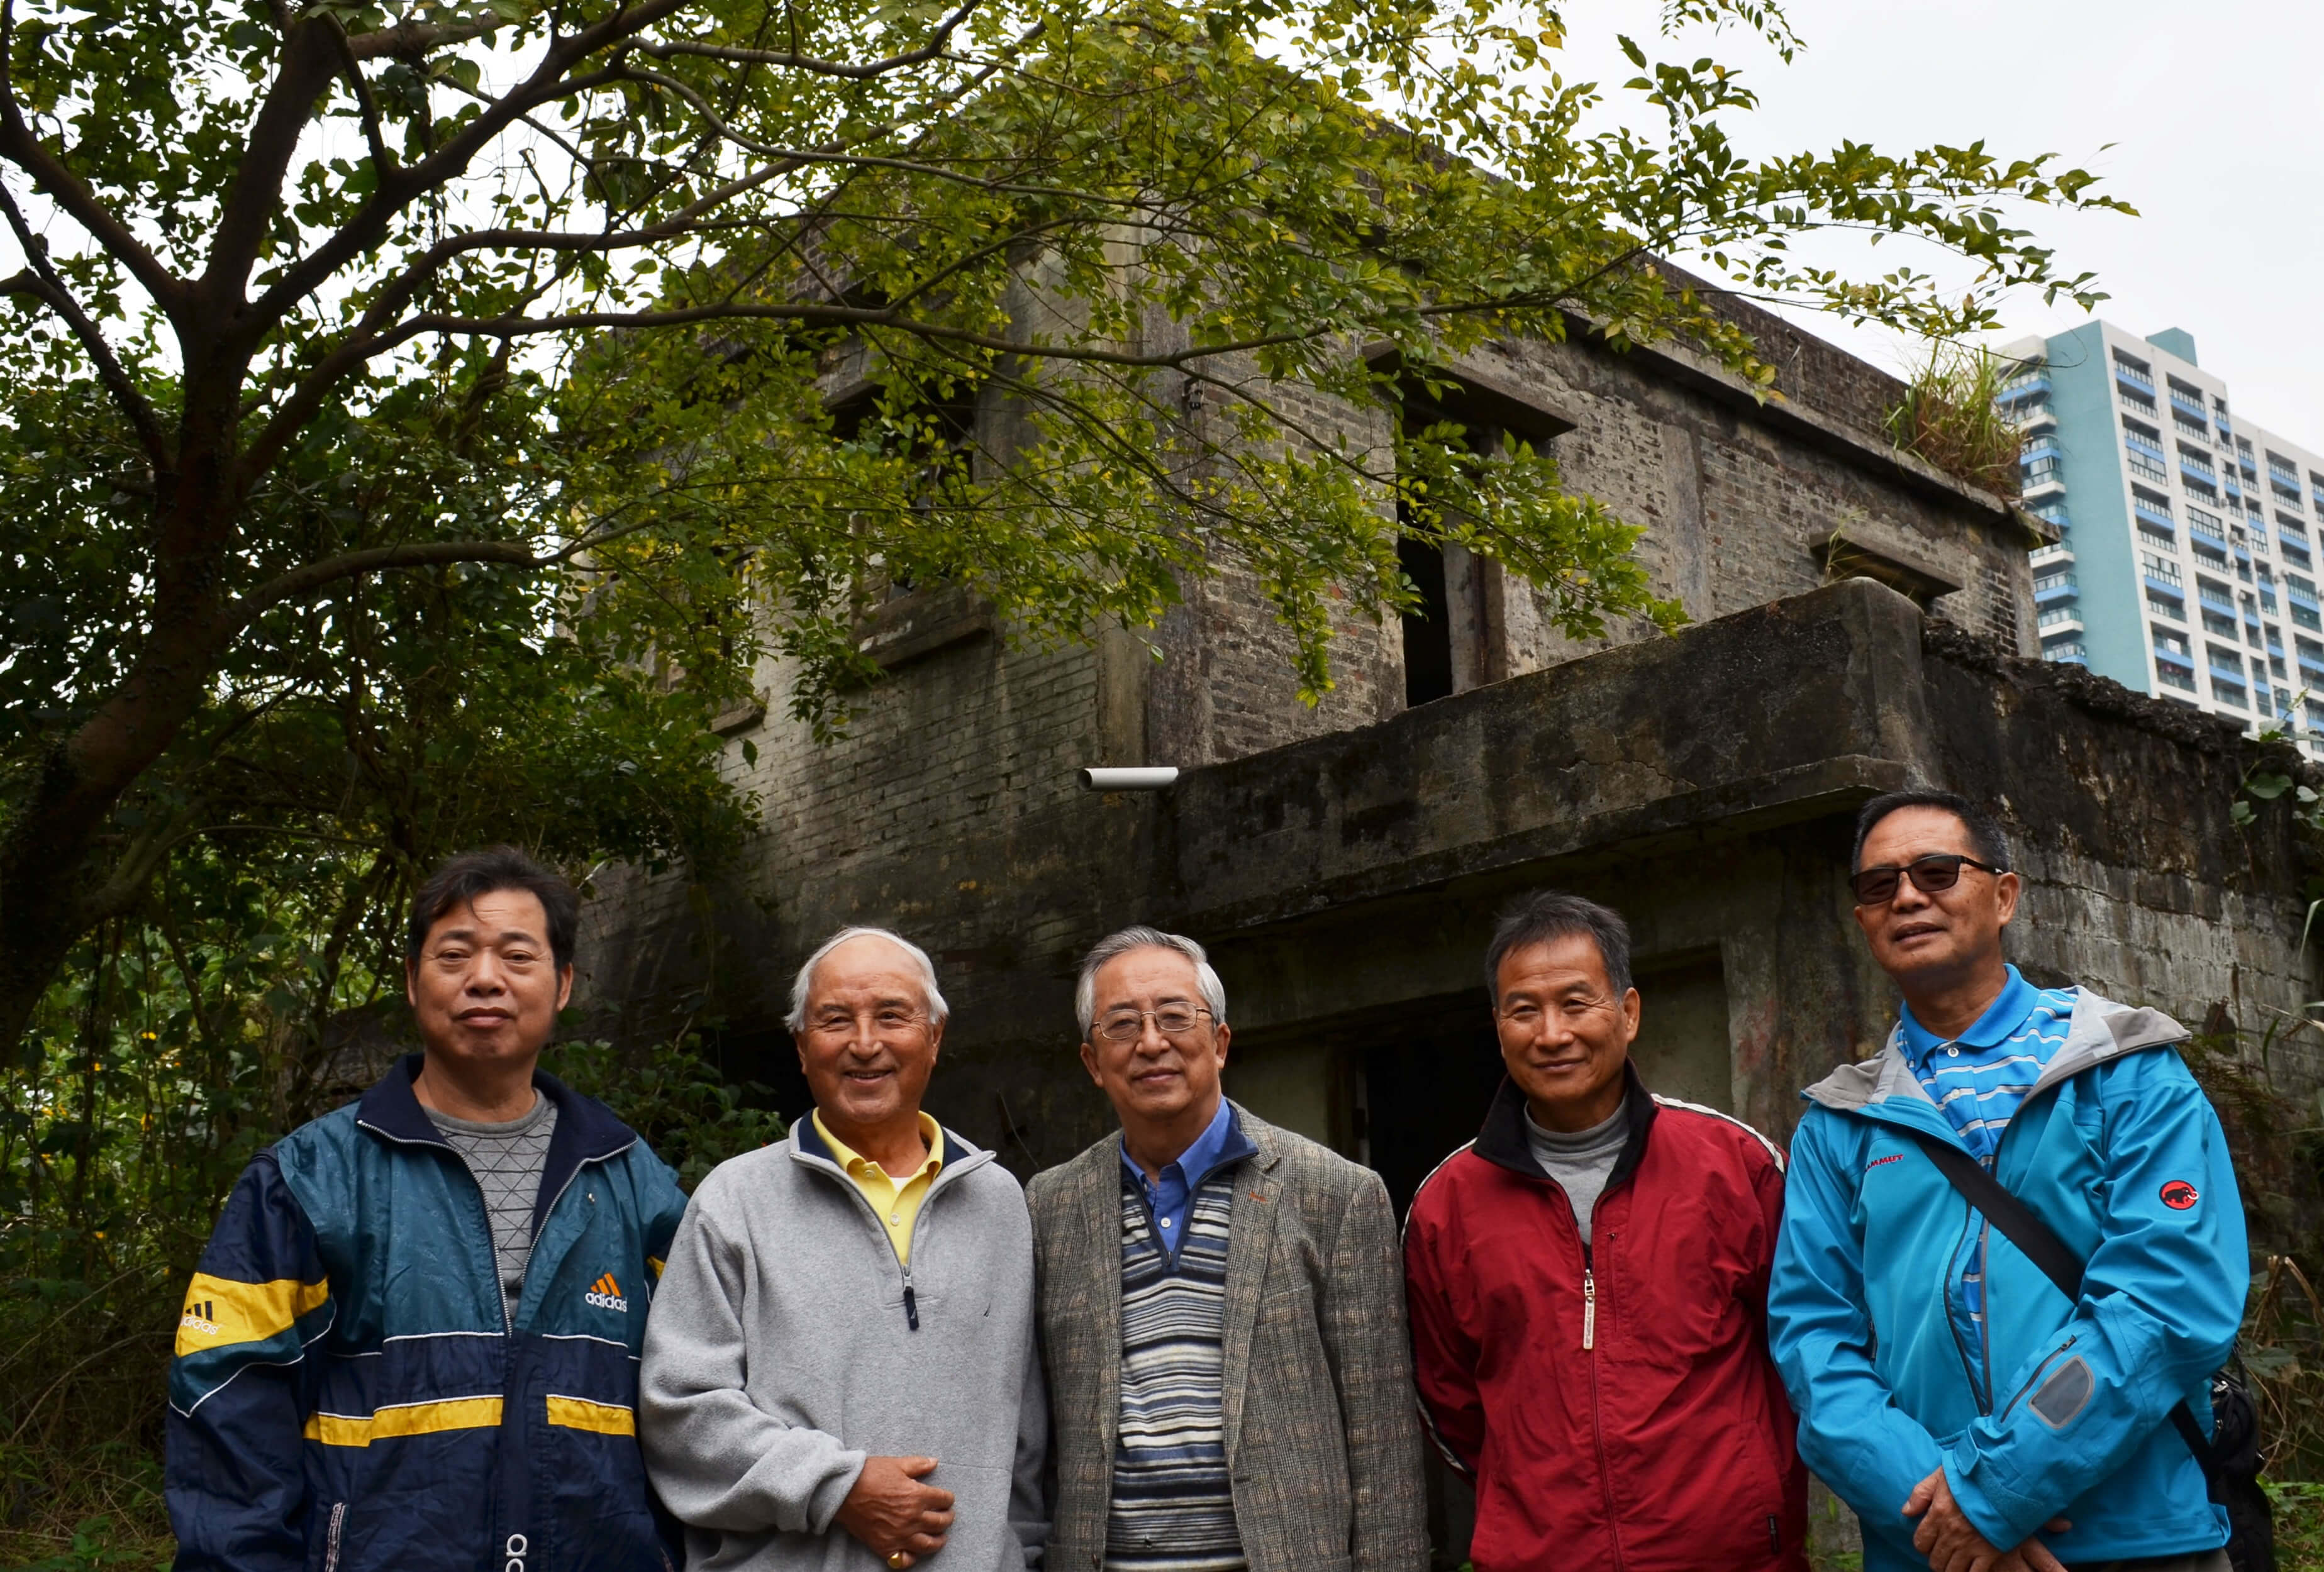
[640,1119,1048,1572]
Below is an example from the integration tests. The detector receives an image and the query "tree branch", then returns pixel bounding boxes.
[0,0,187,316]
[326,19,396,176]
[232,539,547,629]
[638,0,986,80]
[245,0,695,329]
[343,14,501,59]
[197,16,350,311]
[0,178,171,466]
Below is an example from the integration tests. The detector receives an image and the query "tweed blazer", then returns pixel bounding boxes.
[1027,1103,1428,1572]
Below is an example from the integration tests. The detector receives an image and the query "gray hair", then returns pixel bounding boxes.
[1484,890,1633,1000]
[1074,926,1228,1037]
[785,926,951,1032]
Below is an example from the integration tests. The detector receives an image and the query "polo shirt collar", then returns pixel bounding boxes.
[811,1108,943,1181]
[1899,965,2035,1063]
[1120,1096,1245,1188]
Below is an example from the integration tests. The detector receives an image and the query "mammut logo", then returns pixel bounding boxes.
[2160,1180,2199,1211]
[584,1274,628,1312]
[1866,1154,1905,1172]
[179,1298,221,1337]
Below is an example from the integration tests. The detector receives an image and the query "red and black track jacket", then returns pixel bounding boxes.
[1403,1066,1808,1572]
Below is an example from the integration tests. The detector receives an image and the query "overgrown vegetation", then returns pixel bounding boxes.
[1884,345,2027,499]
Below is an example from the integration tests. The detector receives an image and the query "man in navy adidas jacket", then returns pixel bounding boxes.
[1404,890,1808,1572]
[166,847,689,1572]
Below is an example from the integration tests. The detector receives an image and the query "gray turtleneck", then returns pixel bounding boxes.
[1524,1103,1628,1246]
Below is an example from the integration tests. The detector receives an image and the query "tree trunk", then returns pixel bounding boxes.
[0,377,247,1053]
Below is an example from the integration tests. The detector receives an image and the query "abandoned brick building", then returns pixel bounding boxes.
[581,290,2316,1188]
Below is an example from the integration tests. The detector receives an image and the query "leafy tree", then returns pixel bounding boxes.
[1,0,2125,1054]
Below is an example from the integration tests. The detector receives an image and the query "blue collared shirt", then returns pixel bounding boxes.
[1897,964,2079,1326]
[1121,1099,1239,1262]
[1898,966,2078,1166]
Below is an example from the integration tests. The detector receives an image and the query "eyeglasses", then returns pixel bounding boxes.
[1093,1005,1214,1043]
[1850,853,2007,907]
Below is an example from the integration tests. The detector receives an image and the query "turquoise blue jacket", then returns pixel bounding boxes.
[165,1056,689,1572]
[1768,985,2246,1570]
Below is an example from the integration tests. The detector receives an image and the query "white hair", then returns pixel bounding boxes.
[785,926,951,1032]
[1073,926,1228,1036]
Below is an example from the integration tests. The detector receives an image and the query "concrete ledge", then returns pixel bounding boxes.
[1163,577,1935,930]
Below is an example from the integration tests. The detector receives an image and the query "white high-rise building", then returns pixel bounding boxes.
[1998,322,2324,756]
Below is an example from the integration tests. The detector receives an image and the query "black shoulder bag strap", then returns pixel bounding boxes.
[1893,1124,2216,1473]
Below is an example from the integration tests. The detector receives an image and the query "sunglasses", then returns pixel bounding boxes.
[1849,853,2006,907]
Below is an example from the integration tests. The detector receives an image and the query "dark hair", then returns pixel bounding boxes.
[1484,890,1633,1001]
[406,846,581,973]
[1850,790,2010,874]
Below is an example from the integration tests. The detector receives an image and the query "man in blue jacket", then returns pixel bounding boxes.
[1769,790,2245,1572]
[166,846,690,1572]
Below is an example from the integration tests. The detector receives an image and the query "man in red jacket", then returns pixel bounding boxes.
[1404,889,1808,1572]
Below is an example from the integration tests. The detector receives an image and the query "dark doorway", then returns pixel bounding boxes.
[1398,536,1455,708]
[697,1022,815,1126]
[1357,995,1506,1220]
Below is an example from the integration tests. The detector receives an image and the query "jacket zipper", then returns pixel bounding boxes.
[1580,1239,1626,1572]
[1998,1336,2079,1422]
[323,1500,346,1572]
[1977,1216,1996,1413]
[1942,1188,1987,1412]
[804,1145,988,1331]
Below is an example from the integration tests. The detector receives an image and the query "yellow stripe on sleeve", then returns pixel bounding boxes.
[545,1395,637,1436]
[176,1273,330,1358]
[303,1397,504,1447]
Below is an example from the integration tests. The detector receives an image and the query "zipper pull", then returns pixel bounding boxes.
[903,1276,919,1332]
[1582,1269,1597,1351]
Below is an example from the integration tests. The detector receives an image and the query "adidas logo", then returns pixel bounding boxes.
[180,1298,221,1337]
[583,1273,628,1313]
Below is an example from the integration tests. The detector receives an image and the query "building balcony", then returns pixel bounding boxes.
[2115,362,2156,394]
[2033,573,2078,604]
[2273,480,2304,504]
[2028,543,2075,571]
[2156,666,2197,692]
[2037,609,2084,635]
[2133,496,2176,528]
[2212,680,2249,709]
[2021,470,2067,500]
[2127,454,2170,485]
[2188,518,2230,551]
[2043,643,2089,665]
[2154,642,2195,670]
[1999,372,2052,404]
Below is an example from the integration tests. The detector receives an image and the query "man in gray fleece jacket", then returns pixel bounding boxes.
[641,927,1048,1572]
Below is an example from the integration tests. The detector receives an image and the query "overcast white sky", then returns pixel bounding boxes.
[1561,0,2324,440]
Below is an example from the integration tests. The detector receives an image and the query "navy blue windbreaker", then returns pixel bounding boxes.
[166,1056,690,1572]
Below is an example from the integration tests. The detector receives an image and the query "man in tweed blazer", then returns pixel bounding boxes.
[1027,926,1428,1572]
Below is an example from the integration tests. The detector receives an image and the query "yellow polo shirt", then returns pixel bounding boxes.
[813,1109,944,1265]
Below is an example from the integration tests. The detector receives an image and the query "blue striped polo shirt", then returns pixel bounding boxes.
[1898,965,2078,1326]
